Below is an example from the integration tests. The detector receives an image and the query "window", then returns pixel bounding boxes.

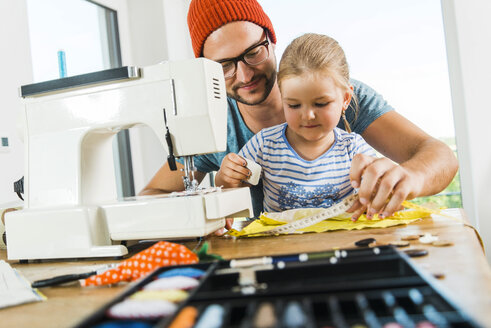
[26,0,134,197]
[27,0,119,81]
[259,0,461,207]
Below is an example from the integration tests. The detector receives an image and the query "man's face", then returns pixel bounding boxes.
[203,21,277,106]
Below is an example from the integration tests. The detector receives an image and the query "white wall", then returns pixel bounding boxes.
[0,0,32,204]
[441,0,491,261]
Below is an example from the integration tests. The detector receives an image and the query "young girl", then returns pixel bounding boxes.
[215,33,376,213]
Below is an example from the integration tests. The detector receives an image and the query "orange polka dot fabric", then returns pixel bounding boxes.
[81,241,199,287]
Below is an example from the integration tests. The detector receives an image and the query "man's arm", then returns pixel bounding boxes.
[350,110,459,218]
[139,162,207,195]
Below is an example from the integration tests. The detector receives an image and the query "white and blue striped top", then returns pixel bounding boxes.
[239,123,375,212]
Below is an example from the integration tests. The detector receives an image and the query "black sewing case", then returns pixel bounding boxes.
[75,245,481,328]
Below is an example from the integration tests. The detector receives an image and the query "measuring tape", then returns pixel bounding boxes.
[227,194,463,238]
[262,193,358,235]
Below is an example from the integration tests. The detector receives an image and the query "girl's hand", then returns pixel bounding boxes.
[215,153,251,188]
[348,154,422,220]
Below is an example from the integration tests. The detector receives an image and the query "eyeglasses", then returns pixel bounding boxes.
[217,34,270,79]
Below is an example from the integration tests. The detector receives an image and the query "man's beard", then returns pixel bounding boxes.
[228,69,277,106]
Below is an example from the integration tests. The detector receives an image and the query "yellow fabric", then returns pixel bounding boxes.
[401,201,463,222]
[227,202,439,238]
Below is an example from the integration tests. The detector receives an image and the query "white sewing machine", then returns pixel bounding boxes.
[5,58,253,261]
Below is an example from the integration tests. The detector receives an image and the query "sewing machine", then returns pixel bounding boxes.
[5,58,253,261]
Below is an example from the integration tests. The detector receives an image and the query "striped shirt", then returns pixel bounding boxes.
[239,123,375,212]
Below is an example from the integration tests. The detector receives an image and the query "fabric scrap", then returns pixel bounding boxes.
[227,203,434,238]
[82,241,198,286]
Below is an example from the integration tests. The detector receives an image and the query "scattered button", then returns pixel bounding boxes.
[432,272,445,279]
[401,234,420,241]
[389,240,410,247]
[419,233,439,244]
[431,240,454,247]
[355,238,376,247]
[404,249,428,258]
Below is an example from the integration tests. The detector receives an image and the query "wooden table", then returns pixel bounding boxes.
[2,209,491,328]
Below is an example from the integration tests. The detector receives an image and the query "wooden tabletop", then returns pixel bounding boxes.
[2,209,491,328]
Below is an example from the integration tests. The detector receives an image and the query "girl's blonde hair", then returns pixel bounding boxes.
[278,33,358,131]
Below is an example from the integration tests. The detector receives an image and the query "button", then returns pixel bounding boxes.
[389,240,410,247]
[401,234,420,241]
[419,233,438,244]
[404,249,428,257]
[355,238,376,247]
[432,272,445,279]
[431,240,454,247]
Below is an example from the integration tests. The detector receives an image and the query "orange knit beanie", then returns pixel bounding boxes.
[187,0,277,58]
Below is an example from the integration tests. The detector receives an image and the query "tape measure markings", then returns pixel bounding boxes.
[263,194,358,235]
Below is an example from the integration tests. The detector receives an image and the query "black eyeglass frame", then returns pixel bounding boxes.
[216,34,270,79]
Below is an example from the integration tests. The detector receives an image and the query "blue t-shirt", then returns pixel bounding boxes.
[189,79,393,217]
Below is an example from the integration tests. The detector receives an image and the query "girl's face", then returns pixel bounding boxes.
[281,72,352,145]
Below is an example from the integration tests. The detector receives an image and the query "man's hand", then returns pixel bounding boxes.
[215,153,251,188]
[214,218,234,236]
[352,111,459,220]
[348,154,423,220]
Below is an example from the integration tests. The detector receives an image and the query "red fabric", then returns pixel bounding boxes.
[187,0,277,57]
[82,241,198,286]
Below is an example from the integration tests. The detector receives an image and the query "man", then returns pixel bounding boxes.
[141,0,458,225]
